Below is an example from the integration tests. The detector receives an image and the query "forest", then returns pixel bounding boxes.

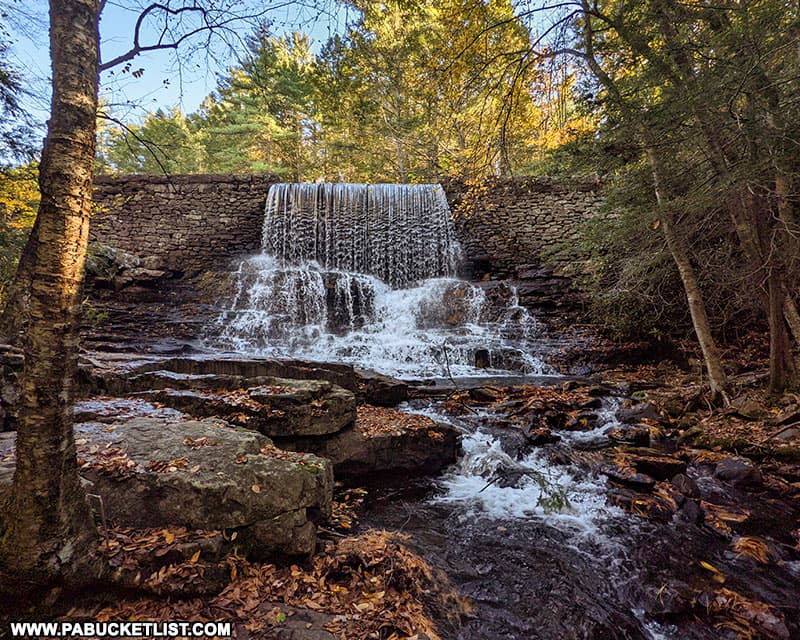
[1,1,800,639]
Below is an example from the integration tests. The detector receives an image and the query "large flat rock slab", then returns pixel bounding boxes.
[0,416,333,559]
[138,378,356,437]
[79,354,409,407]
[280,405,460,479]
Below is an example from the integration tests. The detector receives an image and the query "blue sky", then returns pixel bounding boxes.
[5,0,350,130]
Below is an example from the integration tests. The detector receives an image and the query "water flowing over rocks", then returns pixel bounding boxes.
[212,182,547,379]
[4,177,799,638]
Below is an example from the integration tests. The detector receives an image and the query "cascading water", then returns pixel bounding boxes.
[216,183,545,378]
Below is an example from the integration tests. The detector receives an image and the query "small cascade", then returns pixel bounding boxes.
[216,183,547,378]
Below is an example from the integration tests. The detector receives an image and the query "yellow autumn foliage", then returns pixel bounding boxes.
[0,163,39,302]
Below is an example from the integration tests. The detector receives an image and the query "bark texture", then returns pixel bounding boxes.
[0,0,101,588]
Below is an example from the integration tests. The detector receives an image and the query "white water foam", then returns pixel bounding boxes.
[214,182,549,379]
[434,429,621,536]
[216,255,546,379]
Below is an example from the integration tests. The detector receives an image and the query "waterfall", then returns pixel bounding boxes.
[262,183,459,287]
[216,183,545,378]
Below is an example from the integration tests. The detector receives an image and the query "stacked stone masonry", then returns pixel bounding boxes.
[441,176,603,277]
[91,174,602,276]
[92,174,281,274]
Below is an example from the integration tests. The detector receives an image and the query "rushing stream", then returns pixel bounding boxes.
[359,396,800,639]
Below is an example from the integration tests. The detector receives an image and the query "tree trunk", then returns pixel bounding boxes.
[645,147,729,402]
[0,0,101,589]
[660,215,729,401]
[768,271,793,394]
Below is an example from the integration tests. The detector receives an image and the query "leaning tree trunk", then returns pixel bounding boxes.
[0,0,101,588]
[644,147,729,402]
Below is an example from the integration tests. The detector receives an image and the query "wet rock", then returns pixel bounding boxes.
[676,498,703,524]
[141,378,356,437]
[607,487,675,520]
[84,356,408,407]
[600,463,656,491]
[354,369,409,407]
[627,453,686,481]
[563,411,600,431]
[714,456,763,487]
[492,425,531,459]
[74,416,332,559]
[468,386,503,403]
[279,406,459,479]
[615,402,660,424]
[524,426,561,446]
[578,397,602,410]
[671,473,701,498]
[647,581,693,619]
[604,426,650,447]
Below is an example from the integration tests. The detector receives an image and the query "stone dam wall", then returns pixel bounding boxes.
[91,174,603,277]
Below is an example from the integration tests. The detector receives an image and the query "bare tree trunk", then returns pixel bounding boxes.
[645,147,729,402]
[784,297,800,347]
[0,0,101,588]
[768,271,792,394]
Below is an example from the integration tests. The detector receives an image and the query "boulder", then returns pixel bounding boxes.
[279,405,459,479]
[627,452,687,481]
[605,426,650,447]
[74,416,332,559]
[354,369,409,406]
[523,426,561,446]
[140,378,356,437]
[671,473,701,499]
[600,463,656,491]
[714,456,763,487]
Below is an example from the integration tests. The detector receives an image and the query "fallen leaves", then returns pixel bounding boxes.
[730,536,772,564]
[703,588,790,640]
[183,436,219,448]
[700,501,750,538]
[357,405,437,438]
[92,530,469,640]
[331,485,367,531]
[145,457,189,473]
[77,443,138,479]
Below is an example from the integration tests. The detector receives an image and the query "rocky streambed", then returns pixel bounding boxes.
[360,383,800,640]
[2,346,799,639]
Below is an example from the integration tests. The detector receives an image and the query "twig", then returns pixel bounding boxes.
[765,421,800,441]
[86,493,111,551]
[440,339,480,416]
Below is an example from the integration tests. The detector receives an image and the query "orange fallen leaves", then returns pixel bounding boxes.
[357,405,437,438]
[93,531,469,640]
[145,457,189,473]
